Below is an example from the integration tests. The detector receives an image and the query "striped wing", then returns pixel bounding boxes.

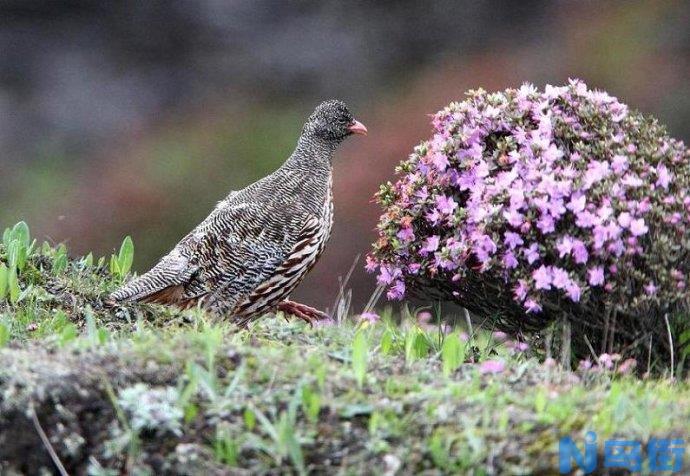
[110,203,316,309]
[230,213,324,319]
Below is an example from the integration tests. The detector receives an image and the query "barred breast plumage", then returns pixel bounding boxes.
[109,100,366,325]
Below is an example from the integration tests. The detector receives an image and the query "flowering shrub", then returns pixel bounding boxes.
[369,80,690,348]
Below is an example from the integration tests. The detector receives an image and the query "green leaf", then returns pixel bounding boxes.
[243,407,256,430]
[405,327,429,363]
[8,268,20,304]
[0,323,9,347]
[53,248,68,275]
[302,386,321,423]
[0,263,7,300]
[11,222,30,249]
[679,329,690,346]
[214,430,238,466]
[7,240,27,273]
[441,333,465,377]
[278,412,305,475]
[110,255,120,276]
[534,388,548,414]
[117,236,134,277]
[380,328,393,355]
[352,329,369,387]
[82,252,94,268]
[59,323,78,346]
[339,403,373,418]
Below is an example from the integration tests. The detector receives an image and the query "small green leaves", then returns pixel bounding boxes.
[441,332,466,377]
[243,407,256,430]
[405,326,430,363]
[2,221,33,275]
[0,323,9,347]
[379,328,394,355]
[118,236,134,276]
[53,244,68,275]
[351,329,369,387]
[7,268,20,304]
[81,252,94,268]
[2,221,31,250]
[301,386,321,423]
[680,329,690,359]
[110,236,135,279]
[213,426,239,466]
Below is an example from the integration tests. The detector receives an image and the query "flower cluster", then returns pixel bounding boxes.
[369,80,690,319]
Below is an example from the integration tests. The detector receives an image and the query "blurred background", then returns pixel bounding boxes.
[1,0,689,310]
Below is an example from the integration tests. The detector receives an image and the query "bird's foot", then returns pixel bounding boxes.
[277,300,329,326]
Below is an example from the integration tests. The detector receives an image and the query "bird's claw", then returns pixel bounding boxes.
[277,300,329,327]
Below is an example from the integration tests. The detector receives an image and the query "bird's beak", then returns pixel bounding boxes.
[348,120,368,136]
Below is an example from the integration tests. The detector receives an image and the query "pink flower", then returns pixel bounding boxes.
[537,214,556,234]
[611,154,628,174]
[514,280,529,301]
[655,164,672,189]
[503,208,525,228]
[422,235,440,253]
[510,341,529,352]
[479,360,505,374]
[578,359,593,371]
[365,255,378,273]
[417,311,433,323]
[543,144,563,162]
[588,266,605,286]
[551,267,570,290]
[524,243,540,264]
[584,160,610,187]
[617,358,637,375]
[617,212,632,228]
[426,208,441,225]
[503,251,518,269]
[504,231,524,249]
[359,312,380,324]
[567,194,586,213]
[566,281,581,302]
[492,331,508,341]
[396,227,415,242]
[377,266,401,285]
[598,353,619,370]
[532,265,552,290]
[575,210,596,228]
[629,218,648,237]
[571,239,589,264]
[524,298,542,313]
[556,236,574,257]
[430,151,449,171]
[435,195,458,215]
[387,280,405,300]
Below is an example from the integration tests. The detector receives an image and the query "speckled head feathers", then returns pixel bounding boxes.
[303,100,365,142]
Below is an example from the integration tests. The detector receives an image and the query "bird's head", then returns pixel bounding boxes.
[303,99,367,143]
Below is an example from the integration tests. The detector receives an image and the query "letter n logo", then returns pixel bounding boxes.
[559,431,597,474]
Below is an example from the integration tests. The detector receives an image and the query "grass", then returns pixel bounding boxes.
[0,222,689,474]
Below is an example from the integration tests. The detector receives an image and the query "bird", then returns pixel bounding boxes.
[108,100,367,326]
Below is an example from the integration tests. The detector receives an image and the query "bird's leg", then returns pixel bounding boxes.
[276,300,329,326]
